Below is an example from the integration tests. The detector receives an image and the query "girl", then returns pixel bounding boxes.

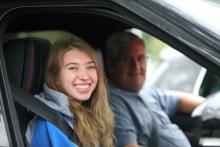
[26,36,114,147]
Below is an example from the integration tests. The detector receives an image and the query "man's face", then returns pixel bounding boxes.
[111,38,147,92]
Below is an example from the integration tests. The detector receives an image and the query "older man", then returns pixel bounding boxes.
[104,31,204,147]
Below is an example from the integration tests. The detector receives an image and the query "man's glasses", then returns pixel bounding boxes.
[114,55,149,65]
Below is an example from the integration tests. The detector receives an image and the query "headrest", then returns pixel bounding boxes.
[4,37,51,94]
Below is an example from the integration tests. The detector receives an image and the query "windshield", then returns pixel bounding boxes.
[163,0,220,35]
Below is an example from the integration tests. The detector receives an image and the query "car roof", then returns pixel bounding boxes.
[5,11,130,48]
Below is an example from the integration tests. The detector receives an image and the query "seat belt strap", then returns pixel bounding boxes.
[120,95,158,147]
[11,86,79,143]
[139,95,158,147]
[148,111,158,147]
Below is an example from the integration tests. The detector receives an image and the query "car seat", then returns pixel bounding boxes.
[3,37,51,143]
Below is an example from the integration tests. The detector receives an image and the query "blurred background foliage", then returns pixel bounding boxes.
[142,32,166,60]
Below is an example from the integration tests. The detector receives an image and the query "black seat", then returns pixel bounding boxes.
[3,37,51,143]
[4,37,51,94]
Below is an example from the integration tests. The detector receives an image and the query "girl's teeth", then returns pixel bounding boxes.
[75,84,89,89]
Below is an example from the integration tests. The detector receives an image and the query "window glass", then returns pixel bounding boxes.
[131,29,204,94]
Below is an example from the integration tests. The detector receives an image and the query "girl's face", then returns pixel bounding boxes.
[57,48,98,101]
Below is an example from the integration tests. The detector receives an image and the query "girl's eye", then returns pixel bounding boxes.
[68,66,78,70]
[87,65,96,69]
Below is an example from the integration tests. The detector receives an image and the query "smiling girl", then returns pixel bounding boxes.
[26,36,114,147]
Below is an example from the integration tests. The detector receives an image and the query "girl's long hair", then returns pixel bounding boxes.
[44,36,114,147]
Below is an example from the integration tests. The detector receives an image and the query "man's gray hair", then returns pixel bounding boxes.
[104,31,144,60]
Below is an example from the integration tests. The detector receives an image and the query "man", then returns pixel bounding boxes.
[104,31,204,147]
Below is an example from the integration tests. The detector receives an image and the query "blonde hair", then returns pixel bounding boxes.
[44,36,114,147]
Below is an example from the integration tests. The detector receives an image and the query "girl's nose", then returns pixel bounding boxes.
[78,68,89,80]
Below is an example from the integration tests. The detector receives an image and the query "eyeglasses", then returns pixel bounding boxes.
[114,55,149,65]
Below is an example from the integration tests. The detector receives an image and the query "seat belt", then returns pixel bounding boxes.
[139,95,159,147]
[11,86,79,143]
[148,110,158,147]
[120,95,158,147]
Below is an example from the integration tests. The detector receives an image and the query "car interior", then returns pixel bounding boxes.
[2,6,220,147]
[3,37,51,142]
